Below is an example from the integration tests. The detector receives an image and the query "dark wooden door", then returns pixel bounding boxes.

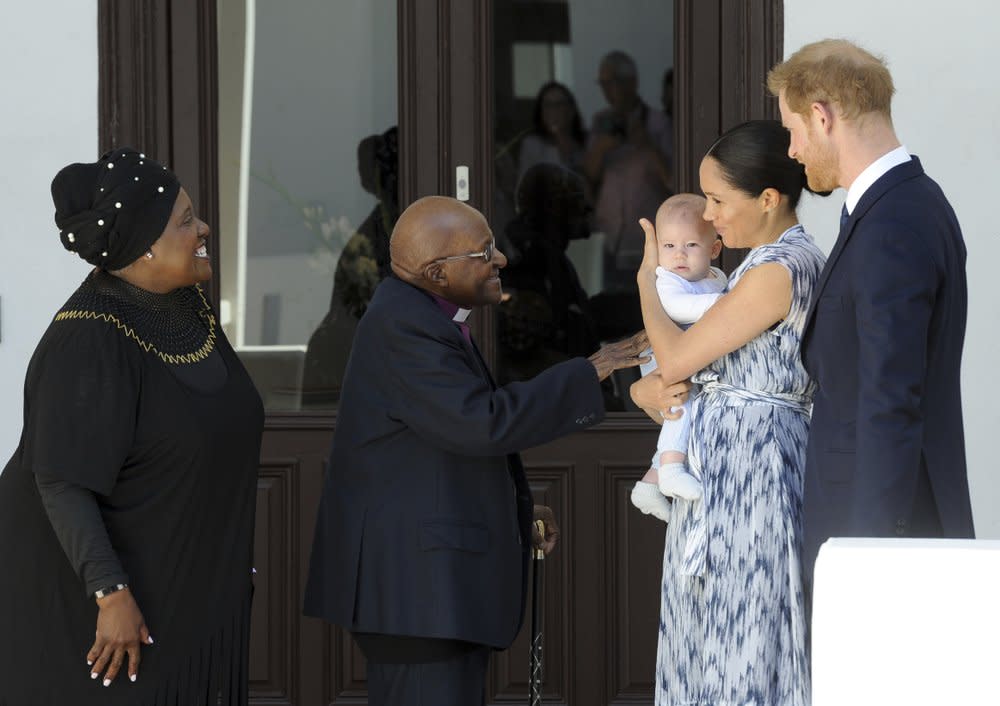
[98,1,782,703]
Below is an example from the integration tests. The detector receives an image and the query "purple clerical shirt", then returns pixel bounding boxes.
[429,293,473,344]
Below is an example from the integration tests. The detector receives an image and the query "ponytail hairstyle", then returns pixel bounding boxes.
[705,119,828,208]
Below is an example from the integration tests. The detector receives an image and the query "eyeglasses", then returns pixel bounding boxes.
[431,239,495,265]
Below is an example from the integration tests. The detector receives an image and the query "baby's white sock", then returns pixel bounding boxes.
[630,481,671,522]
[657,462,702,501]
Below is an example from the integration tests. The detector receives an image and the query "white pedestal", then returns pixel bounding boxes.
[812,538,1000,706]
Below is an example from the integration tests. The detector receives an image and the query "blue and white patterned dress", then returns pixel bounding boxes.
[655,225,826,706]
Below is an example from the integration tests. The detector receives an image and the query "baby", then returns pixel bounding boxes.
[631,193,726,522]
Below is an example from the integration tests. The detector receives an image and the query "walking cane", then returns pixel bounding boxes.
[529,519,545,706]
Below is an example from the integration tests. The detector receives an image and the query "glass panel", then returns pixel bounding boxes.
[217,0,398,411]
[493,0,675,411]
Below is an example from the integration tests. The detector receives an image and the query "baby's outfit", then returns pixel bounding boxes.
[631,265,727,521]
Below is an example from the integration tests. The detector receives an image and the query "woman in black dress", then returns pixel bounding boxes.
[0,149,263,705]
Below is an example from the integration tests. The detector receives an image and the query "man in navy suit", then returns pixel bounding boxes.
[768,39,975,585]
[304,196,649,705]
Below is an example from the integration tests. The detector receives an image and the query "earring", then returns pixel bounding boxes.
[145,251,154,259]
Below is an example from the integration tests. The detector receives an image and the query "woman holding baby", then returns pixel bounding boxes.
[631,119,828,706]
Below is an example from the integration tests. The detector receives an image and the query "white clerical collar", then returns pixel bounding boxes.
[453,308,472,323]
[845,145,911,214]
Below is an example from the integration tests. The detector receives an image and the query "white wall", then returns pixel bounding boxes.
[784,2,1000,537]
[0,2,97,460]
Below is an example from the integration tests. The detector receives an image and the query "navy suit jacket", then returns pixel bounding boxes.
[801,156,975,581]
[303,277,604,648]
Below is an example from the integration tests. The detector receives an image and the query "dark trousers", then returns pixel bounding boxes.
[355,634,491,706]
[366,646,490,706]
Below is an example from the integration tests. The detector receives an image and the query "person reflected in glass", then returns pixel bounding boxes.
[355,126,399,273]
[517,81,587,183]
[583,50,672,295]
[302,126,399,408]
[0,148,262,705]
[660,67,675,179]
[499,164,600,386]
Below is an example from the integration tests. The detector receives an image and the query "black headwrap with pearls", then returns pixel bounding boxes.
[51,148,181,270]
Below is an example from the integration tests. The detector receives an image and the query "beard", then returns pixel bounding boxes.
[802,134,840,192]
[805,166,838,193]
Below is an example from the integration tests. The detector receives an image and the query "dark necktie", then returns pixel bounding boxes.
[840,204,849,231]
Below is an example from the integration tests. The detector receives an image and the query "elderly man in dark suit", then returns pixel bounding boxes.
[769,39,975,586]
[303,196,649,706]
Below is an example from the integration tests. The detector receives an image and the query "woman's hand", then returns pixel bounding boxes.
[630,374,692,422]
[637,217,660,279]
[88,589,153,686]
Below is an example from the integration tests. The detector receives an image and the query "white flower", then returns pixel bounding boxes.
[307,247,339,274]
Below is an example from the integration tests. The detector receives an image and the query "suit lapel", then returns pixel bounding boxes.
[464,335,498,390]
[802,212,857,343]
[801,156,926,344]
[387,277,495,388]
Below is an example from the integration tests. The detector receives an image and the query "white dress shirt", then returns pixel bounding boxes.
[844,145,911,215]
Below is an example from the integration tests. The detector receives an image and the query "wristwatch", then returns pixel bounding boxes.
[94,583,129,599]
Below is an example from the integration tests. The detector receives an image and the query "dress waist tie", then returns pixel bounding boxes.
[681,375,812,578]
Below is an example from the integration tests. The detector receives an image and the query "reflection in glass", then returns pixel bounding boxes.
[301,127,398,408]
[499,164,598,383]
[217,0,397,410]
[493,0,675,410]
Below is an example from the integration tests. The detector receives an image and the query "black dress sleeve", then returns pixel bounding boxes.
[21,320,139,496]
[20,320,139,595]
[35,478,129,596]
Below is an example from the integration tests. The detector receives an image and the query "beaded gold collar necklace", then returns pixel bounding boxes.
[54,271,217,365]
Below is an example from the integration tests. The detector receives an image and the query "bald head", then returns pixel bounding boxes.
[390,196,486,275]
[390,196,505,306]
